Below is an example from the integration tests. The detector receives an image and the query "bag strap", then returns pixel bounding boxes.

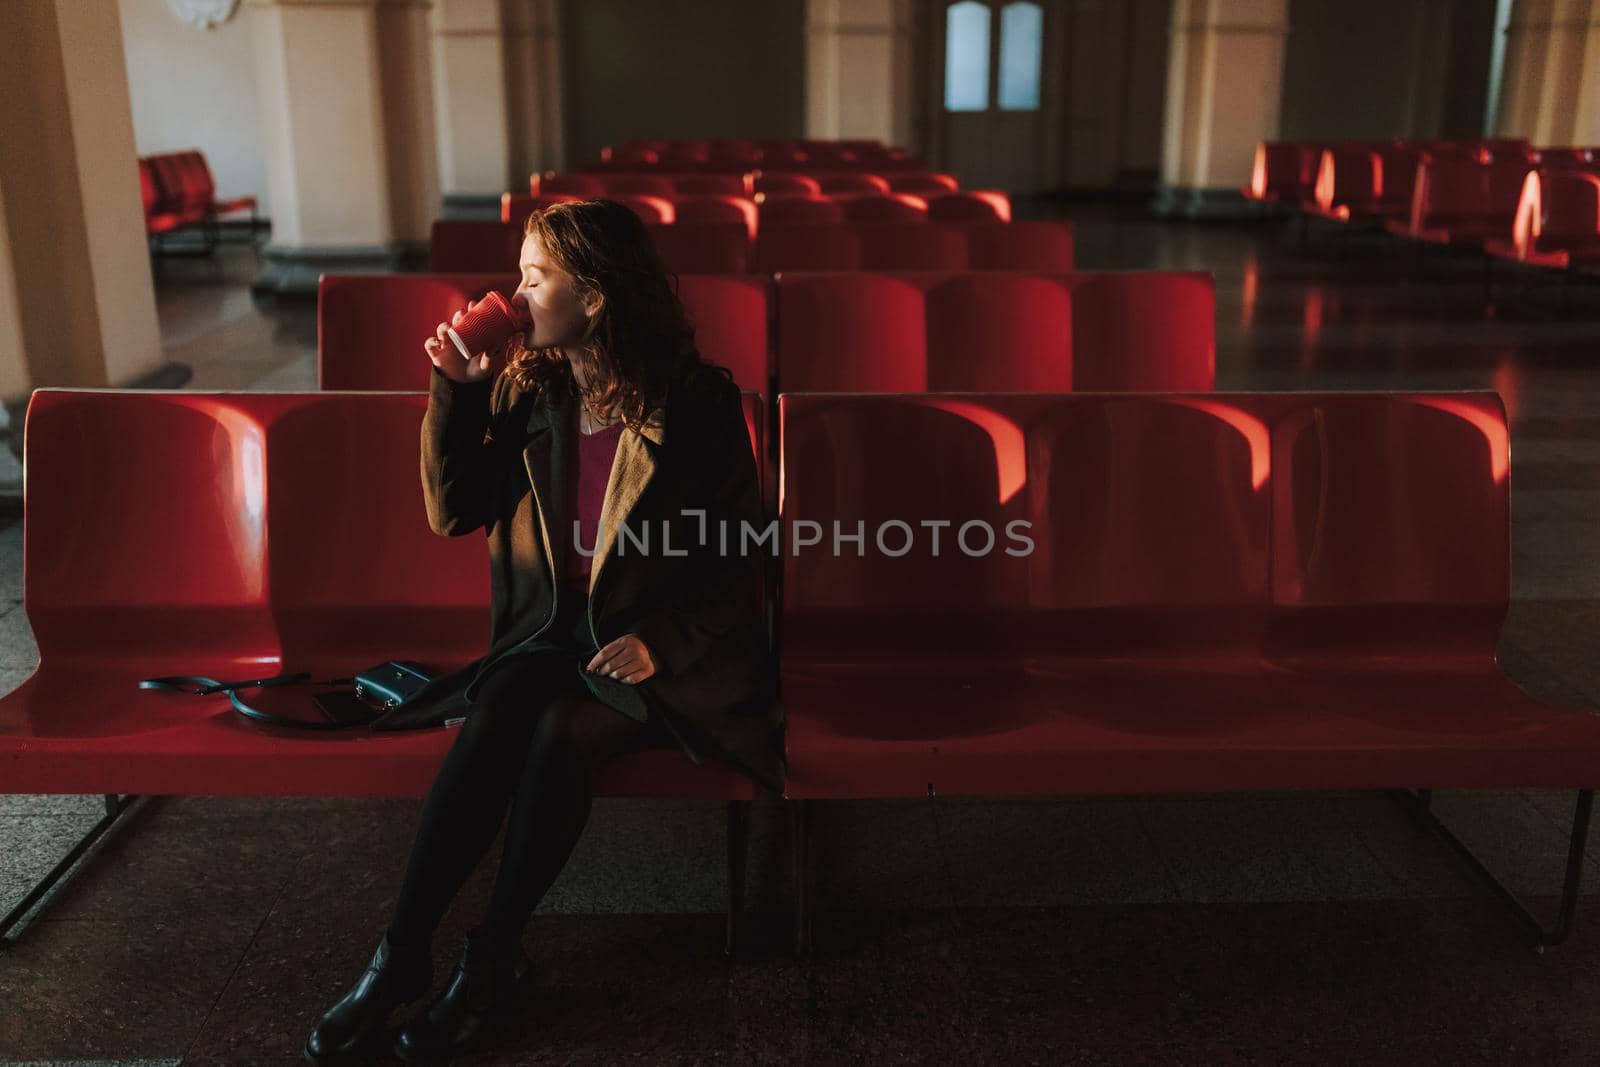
[139,671,361,730]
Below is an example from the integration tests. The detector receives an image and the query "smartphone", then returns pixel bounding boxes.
[315,691,384,727]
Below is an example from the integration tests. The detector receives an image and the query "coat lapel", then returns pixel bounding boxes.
[522,384,667,600]
[589,402,666,596]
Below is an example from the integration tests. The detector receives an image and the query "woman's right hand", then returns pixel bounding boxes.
[425,301,501,384]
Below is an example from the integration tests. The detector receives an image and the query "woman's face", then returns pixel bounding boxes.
[514,233,596,351]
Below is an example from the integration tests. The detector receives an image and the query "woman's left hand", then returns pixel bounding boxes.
[585,634,657,684]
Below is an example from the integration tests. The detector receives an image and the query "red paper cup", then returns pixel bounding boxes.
[447,292,533,361]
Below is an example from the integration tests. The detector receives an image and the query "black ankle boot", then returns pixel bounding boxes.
[304,932,434,1064]
[392,926,533,1062]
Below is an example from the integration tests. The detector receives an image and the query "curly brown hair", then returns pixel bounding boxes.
[502,200,716,429]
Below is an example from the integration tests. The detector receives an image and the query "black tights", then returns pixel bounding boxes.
[386,647,671,951]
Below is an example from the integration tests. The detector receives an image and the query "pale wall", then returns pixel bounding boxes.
[119,0,271,217]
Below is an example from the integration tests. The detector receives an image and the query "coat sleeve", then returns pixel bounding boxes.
[628,382,766,678]
[420,364,501,537]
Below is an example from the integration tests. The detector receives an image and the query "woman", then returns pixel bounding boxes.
[305,200,781,1065]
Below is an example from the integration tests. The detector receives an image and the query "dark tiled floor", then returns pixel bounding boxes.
[5,203,1600,1064]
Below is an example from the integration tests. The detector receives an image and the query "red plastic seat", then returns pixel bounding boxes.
[778,391,1600,799]
[774,274,929,392]
[750,174,822,198]
[600,174,678,197]
[839,194,928,223]
[673,194,759,240]
[318,274,491,390]
[645,221,750,273]
[531,173,605,197]
[318,273,770,393]
[752,223,863,272]
[966,221,1075,270]
[674,174,747,196]
[1306,146,1382,220]
[1,390,766,801]
[773,271,1213,393]
[887,173,960,194]
[1063,273,1215,391]
[926,191,1011,222]
[856,223,967,269]
[612,194,675,224]
[816,173,891,195]
[429,220,521,272]
[500,192,582,224]
[758,196,845,226]
[1244,142,1316,203]
[1486,169,1600,268]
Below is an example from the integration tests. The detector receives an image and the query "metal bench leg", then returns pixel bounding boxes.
[0,793,147,946]
[724,799,748,957]
[789,799,812,958]
[1391,788,1593,954]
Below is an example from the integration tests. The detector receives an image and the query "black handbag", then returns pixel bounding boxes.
[137,660,462,732]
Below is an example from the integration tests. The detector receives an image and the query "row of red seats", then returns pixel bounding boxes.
[591,143,923,172]
[1251,136,1600,284]
[430,218,1075,275]
[8,389,1595,952]
[502,192,1011,234]
[138,150,258,248]
[1483,165,1600,271]
[316,271,1215,398]
[533,170,961,198]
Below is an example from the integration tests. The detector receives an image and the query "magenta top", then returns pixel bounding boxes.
[566,419,624,594]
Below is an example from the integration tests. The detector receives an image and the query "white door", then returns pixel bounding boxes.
[935,0,1052,192]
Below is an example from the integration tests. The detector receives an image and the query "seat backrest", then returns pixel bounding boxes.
[751,173,822,197]
[25,390,771,675]
[1266,394,1508,666]
[429,220,521,272]
[137,158,160,216]
[817,173,891,195]
[600,173,678,197]
[928,191,1011,222]
[674,174,746,196]
[759,196,845,225]
[840,193,928,223]
[966,221,1075,271]
[318,274,497,390]
[776,394,1270,669]
[777,395,1035,670]
[673,195,758,240]
[923,275,1073,392]
[887,172,960,194]
[752,223,863,272]
[500,192,582,224]
[856,222,968,269]
[676,274,771,393]
[1023,396,1272,659]
[645,221,749,273]
[1413,154,1490,226]
[532,173,606,197]
[774,273,927,391]
[612,194,675,224]
[1062,272,1216,391]
[1540,169,1600,241]
[24,392,281,670]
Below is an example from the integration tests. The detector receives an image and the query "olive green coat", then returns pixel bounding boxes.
[415,362,782,793]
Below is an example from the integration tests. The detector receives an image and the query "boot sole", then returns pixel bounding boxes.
[391,956,534,1063]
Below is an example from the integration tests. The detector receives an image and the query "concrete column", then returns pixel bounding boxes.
[503,0,567,186]
[0,0,167,439]
[377,0,441,248]
[1494,0,1600,143]
[1157,0,1289,216]
[432,0,512,208]
[1571,1,1600,142]
[805,0,920,151]
[248,0,403,294]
